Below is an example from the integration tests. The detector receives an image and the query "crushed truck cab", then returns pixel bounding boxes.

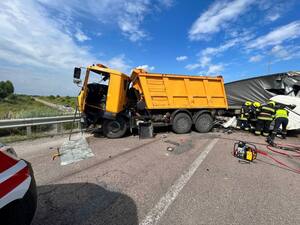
[74,64,228,138]
[77,64,130,115]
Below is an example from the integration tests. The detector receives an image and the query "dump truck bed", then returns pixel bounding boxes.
[131,69,228,110]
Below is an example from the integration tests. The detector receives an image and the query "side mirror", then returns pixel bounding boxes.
[74,67,81,79]
[73,67,82,84]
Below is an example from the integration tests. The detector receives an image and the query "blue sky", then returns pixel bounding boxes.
[0,0,300,96]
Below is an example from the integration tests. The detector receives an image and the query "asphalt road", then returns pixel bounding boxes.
[12,130,300,225]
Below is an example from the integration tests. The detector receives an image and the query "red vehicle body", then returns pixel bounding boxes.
[0,143,37,225]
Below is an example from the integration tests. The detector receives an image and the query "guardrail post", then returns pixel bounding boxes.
[54,123,62,134]
[26,126,32,136]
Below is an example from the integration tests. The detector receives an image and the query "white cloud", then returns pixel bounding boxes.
[75,30,90,42]
[0,0,96,70]
[207,64,224,74]
[176,56,188,61]
[263,1,294,23]
[188,0,255,40]
[0,0,131,95]
[185,34,252,72]
[271,45,289,59]
[199,56,211,68]
[247,21,300,49]
[106,55,131,73]
[160,0,174,7]
[185,63,201,70]
[37,0,172,42]
[200,33,253,57]
[249,55,263,62]
[136,64,155,71]
[270,45,300,61]
[266,13,280,22]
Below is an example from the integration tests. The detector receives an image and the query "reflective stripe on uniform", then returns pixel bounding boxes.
[261,106,275,113]
[257,116,273,121]
[263,132,269,136]
[255,131,261,135]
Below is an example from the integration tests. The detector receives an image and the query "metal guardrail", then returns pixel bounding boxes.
[0,115,80,135]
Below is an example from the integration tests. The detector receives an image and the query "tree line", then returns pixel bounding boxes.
[0,80,14,100]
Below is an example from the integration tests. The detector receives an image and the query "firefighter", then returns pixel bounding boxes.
[249,101,261,131]
[255,101,276,136]
[267,105,289,144]
[237,101,252,131]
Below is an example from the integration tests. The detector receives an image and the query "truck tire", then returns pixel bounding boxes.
[172,113,192,134]
[103,117,127,138]
[195,113,213,133]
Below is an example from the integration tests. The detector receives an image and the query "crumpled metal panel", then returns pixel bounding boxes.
[225,72,300,108]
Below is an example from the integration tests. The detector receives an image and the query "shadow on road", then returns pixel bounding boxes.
[32,183,138,225]
[92,125,173,139]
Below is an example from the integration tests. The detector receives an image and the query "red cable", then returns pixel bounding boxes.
[233,142,300,173]
[256,149,300,174]
[276,143,300,148]
[266,145,300,157]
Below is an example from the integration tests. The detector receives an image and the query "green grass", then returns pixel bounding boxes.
[39,95,77,108]
[0,133,47,143]
[0,95,63,119]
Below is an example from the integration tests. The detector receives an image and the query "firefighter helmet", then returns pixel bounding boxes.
[253,102,261,107]
[268,101,276,107]
[245,101,252,106]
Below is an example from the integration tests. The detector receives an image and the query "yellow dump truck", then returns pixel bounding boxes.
[73,64,228,138]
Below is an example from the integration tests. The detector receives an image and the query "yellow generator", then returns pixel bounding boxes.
[73,64,228,138]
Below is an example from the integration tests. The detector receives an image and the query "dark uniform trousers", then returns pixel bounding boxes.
[255,119,272,136]
[237,105,250,131]
[255,105,275,136]
[270,117,288,139]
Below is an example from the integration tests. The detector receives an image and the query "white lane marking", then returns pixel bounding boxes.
[0,160,27,183]
[140,138,219,225]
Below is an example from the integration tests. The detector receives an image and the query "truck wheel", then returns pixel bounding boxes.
[172,113,192,134]
[195,113,213,133]
[103,117,127,138]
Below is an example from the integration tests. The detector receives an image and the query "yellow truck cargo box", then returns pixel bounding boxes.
[131,69,228,109]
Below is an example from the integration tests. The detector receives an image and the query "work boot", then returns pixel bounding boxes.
[266,136,274,146]
[255,131,261,136]
[282,134,286,139]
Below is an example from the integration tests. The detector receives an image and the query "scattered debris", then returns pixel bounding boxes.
[164,139,193,155]
[222,116,237,128]
[52,147,61,160]
[166,146,174,152]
